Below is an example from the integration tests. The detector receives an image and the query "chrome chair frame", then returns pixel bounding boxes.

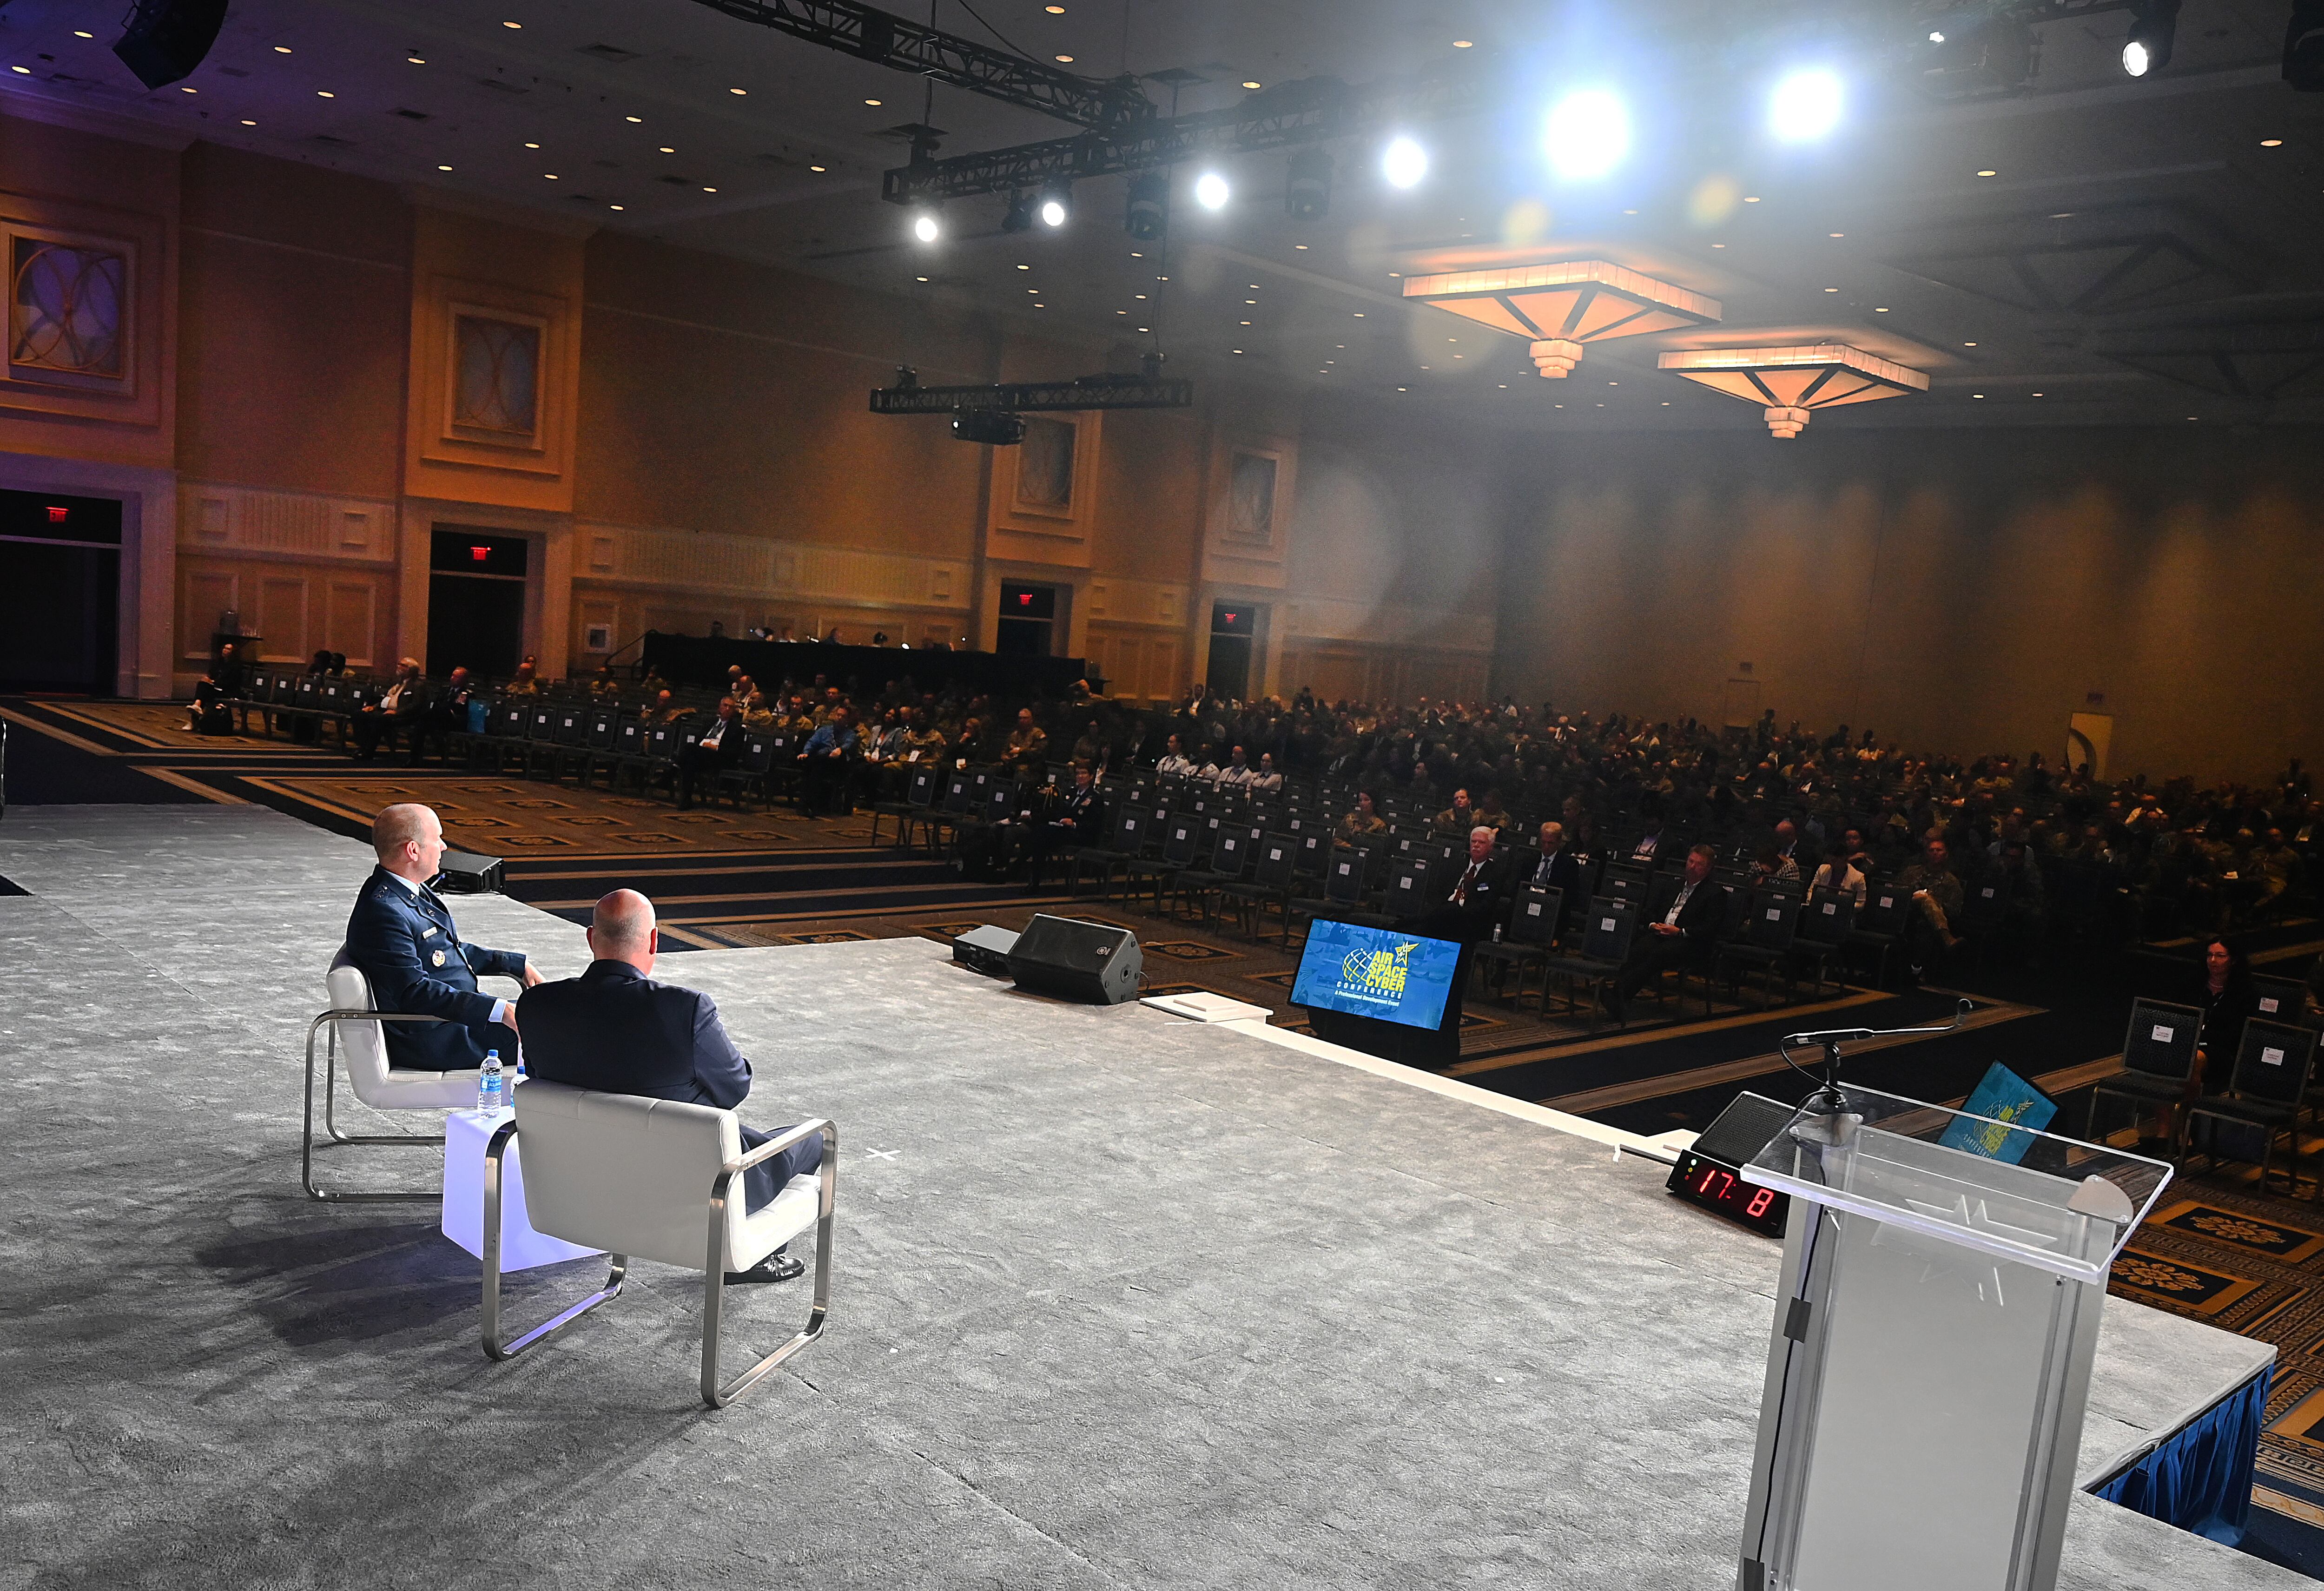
[300,1007,450,1203]
[479,1116,838,1410]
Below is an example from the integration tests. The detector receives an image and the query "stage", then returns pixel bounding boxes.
[0,804,2301,1589]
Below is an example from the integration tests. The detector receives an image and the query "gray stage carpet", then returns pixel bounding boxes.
[0,805,2301,1589]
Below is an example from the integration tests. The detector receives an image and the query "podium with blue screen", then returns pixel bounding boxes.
[1292,920,1465,1067]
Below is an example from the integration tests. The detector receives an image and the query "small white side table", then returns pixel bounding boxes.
[441,1109,601,1272]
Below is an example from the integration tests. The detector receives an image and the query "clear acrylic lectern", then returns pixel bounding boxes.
[1732,1086,2172,1591]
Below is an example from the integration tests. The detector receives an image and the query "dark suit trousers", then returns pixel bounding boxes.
[740,1123,825,1213]
[1615,932,1711,1004]
[677,742,733,806]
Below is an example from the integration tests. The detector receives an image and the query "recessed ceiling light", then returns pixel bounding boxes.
[316,89,335,97]
[2261,139,2284,147]
[1135,293,1147,299]
[437,164,453,172]
[1055,54,1074,63]
[1046,4,1065,11]
[1035,303,1046,308]
[73,29,94,38]
[917,275,929,281]
[809,164,826,172]
[544,173,559,180]
[625,115,642,123]
[659,146,675,153]
[864,97,881,106]
[1241,320,1252,325]
[1233,349,1244,355]
[1453,39,1473,48]
[502,20,522,29]
[525,141,541,148]
[1137,326,1149,332]
[1623,209,1637,215]
[1242,80,1262,89]
[1963,341,1977,347]
[1026,287,1038,294]
[1245,298,1256,304]
[1661,401,1670,405]
[240,118,256,125]
[1294,243,1307,249]
[1498,383,1506,389]
[1016,263,1030,269]
[1874,306,1889,312]
[702,185,717,192]
[730,86,748,95]
[1397,386,1407,392]
[1976,168,1996,177]
[1973,393,1984,398]
[1743,195,1760,203]
[408,54,426,65]
[610,204,624,211]
[1129,251,1142,257]
[180,86,197,93]
[274,45,292,54]
[2031,392,2042,397]
[2187,415,2199,421]
[1353,312,1364,317]
[1823,287,1838,292]
[1829,231,1844,238]
[1116,309,1127,314]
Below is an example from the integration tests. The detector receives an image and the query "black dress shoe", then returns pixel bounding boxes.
[724,1246,804,1285]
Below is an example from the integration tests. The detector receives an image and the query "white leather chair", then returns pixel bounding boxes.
[301,947,500,1202]
[482,1078,836,1408]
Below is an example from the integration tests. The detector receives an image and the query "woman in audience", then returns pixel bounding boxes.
[2189,935,2253,1096]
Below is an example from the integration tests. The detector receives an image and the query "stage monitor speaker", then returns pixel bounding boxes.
[112,0,230,89]
[1006,913,1142,1004]
[434,849,505,894]
[952,924,1019,979]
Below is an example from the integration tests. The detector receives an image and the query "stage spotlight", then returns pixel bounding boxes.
[2285,0,2324,90]
[1126,170,1169,240]
[1286,146,1333,220]
[1381,135,1428,189]
[1001,191,1036,233]
[2122,0,2179,76]
[1545,88,1630,180]
[912,208,942,244]
[1768,68,1843,142]
[1038,178,1072,227]
[1194,171,1230,210]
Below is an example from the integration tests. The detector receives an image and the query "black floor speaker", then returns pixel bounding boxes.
[434,848,505,894]
[1005,914,1142,1004]
[113,0,230,89]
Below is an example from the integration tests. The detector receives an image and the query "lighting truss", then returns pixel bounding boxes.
[689,0,1156,133]
[869,370,1195,415]
[881,62,1487,206]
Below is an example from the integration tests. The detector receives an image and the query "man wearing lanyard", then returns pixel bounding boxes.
[1605,843,1724,1022]
[675,695,741,810]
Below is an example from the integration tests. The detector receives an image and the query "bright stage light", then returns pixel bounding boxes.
[912,210,941,243]
[1039,177,1072,227]
[1194,171,1230,210]
[2122,0,2179,76]
[1381,135,1428,189]
[1768,68,1843,142]
[1545,88,1630,180]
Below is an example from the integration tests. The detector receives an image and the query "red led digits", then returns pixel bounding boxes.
[1746,1188,1775,1218]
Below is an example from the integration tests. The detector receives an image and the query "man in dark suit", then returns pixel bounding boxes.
[352,658,431,763]
[344,803,540,1069]
[1408,825,1512,946]
[1605,843,1725,1021]
[517,889,822,1283]
[1525,820,1584,933]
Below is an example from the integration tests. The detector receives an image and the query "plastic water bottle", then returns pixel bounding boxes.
[478,1050,505,1116]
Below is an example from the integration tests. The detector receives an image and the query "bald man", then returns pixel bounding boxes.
[517,890,822,1282]
[344,804,541,1071]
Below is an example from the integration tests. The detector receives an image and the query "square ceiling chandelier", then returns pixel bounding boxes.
[1400,259,1722,377]
[1657,344,1930,436]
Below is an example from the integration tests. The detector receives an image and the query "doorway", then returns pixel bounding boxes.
[1206,600,1262,701]
[427,528,528,680]
[0,489,120,695]
[997,581,1060,656]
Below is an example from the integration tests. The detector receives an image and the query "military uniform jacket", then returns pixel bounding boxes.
[344,866,527,1070]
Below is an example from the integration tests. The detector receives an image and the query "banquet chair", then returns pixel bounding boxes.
[482,1079,837,1409]
[302,949,494,1202]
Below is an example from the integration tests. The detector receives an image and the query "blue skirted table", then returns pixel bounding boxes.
[2091,1368,2269,1545]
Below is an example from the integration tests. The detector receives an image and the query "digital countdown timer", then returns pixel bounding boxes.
[1666,1149,1789,1238]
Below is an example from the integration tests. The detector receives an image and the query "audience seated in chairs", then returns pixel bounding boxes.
[352,657,430,764]
[1895,837,1966,987]
[676,696,742,810]
[344,802,541,1068]
[797,705,859,818]
[516,888,822,1284]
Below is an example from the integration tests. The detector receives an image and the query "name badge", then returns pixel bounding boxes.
[432,951,447,967]
[422,926,439,938]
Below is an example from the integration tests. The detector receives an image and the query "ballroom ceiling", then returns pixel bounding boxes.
[4,0,2322,430]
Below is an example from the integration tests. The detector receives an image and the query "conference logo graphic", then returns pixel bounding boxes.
[1337,940,1417,1004]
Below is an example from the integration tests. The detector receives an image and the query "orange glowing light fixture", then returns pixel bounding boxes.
[1400,259,1720,378]
[1656,344,1928,437]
